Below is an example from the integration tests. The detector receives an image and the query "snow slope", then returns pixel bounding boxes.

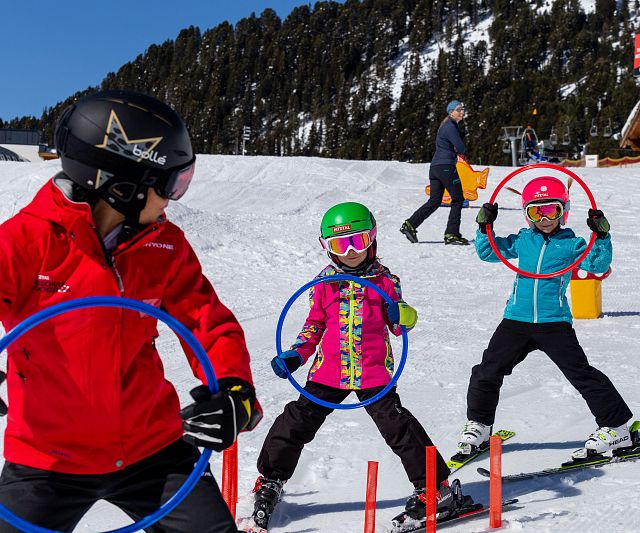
[0,156,639,532]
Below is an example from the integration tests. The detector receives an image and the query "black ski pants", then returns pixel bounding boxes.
[407,164,464,236]
[257,381,450,488]
[0,439,238,533]
[467,319,632,428]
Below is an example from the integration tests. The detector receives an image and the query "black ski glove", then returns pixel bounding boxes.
[476,203,498,233]
[0,371,6,416]
[587,209,610,239]
[180,378,255,452]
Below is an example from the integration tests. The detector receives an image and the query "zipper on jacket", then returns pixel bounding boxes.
[533,240,549,323]
[93,227,126,296]
[559,277,564,308]
[512,277,519,305]
[348,281,356,388]
[110,257,125,296]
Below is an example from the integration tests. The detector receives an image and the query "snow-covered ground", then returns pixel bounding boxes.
[0,156,639,532]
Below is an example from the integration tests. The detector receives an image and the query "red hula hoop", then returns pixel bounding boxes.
[486,163,598,279]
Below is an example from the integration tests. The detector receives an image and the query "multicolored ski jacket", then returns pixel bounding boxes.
[0,178,258,474]
[290,262,410,390]
[475,227,612,323]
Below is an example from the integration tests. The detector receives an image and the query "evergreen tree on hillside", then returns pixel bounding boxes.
[10,0,640,163]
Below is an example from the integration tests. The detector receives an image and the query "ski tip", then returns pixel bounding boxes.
[494,429,516,439]
[476,467,491,477]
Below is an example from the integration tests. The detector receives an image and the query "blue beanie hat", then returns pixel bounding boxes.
[447,100,463,114]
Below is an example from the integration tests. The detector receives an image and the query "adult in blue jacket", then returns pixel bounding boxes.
[401,100,470,245]
[455,176,633,462]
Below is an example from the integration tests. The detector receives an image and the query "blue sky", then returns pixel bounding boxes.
[0,0,327,121]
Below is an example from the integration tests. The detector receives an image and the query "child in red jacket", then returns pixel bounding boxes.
[0,90,260,533]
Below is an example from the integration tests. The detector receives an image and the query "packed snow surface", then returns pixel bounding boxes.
[0,156,638,532]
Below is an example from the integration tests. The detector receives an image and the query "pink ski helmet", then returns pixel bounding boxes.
[521,176,570,225]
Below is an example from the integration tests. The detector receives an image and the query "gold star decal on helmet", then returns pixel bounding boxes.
[95,110,163,163]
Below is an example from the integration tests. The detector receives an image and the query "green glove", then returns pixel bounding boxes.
[386,300,418,328]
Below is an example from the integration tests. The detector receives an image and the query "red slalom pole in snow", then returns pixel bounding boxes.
[425,446,437,533]
[489,435,502,528]
[364,461,379,533]
[222,441,238,520]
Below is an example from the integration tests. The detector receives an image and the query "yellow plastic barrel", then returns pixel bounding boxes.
[569,267,611,319]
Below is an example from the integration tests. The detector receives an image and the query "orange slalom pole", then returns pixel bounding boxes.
[222,441,238,520]
[489,435,502,528]
[425,446,437,533]
[363,461,379,533]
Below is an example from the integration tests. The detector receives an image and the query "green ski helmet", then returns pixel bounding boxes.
[320,202,376,238]
[319,202,377,268]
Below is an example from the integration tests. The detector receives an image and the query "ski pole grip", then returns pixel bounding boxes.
[489,435,502,528]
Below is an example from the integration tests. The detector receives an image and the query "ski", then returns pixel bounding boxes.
[478,421,640,482]
[447,429,515,473]
[389,498,519,532]
[237,517,268,533]
[477,446,640,482]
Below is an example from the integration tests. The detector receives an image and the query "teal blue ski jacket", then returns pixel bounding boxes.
[475,227,612,324]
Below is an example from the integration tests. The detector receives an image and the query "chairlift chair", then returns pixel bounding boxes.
[562,126,571,145]
[603,119,612,138]
[549,127,558,145]
[590,119,598,137]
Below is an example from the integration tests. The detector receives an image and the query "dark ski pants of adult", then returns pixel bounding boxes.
[257,381,451,487]
[407,164,464,236]
[0,439,238,533]
[466,319,633,427]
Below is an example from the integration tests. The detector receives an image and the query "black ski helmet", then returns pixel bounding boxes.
[54,89,195,219]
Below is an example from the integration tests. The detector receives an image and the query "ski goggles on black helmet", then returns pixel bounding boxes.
[150,159,196,200]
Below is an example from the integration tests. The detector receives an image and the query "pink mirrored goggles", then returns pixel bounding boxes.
[320,227,377,256]
[525,201,564,223]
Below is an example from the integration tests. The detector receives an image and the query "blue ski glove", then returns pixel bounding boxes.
[271,350,303,379]
[385,300,418,328]
[476,203,498,233]
[587,209,610,239]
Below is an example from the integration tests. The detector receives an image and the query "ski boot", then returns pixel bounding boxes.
[392,479,473,530]
[251,475,285,529]
[570,423,637,463]
[453,420,492,457]
[444,233,470,245]
[400,220,418,243]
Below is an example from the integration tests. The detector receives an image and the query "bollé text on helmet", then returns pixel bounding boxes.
[132,145,167,165]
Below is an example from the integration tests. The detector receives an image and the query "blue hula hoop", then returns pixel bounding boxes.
[276,274,409,410]
[0,296,218,533]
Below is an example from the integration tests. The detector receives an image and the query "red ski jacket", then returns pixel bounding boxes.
[0,178,258,474]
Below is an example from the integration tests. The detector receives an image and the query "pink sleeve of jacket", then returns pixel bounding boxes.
[290,284,327,363]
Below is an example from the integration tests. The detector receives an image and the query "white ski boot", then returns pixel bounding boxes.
[456,420,492,455]
[571,424,632,460]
